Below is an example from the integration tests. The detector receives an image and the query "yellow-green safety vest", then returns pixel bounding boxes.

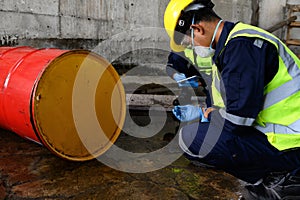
[184,48,212,75]
[212,22,300,151]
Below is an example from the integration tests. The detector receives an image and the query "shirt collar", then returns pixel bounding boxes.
[212,21,236,62]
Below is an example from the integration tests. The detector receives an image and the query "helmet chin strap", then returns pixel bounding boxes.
[191,14,195,48]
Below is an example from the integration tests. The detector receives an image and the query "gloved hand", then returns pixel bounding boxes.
[172,105,209,122]
[173,73,186,82]
[173,73,199,88]
[183,79,199,88]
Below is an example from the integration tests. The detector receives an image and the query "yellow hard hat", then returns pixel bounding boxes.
[164,0,214,52]
[164,0,194,52]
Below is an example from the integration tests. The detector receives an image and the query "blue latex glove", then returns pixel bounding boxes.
[172,105,209,122]
[173,73,198,88]
[181,79,199,88]
[173,73,186,82]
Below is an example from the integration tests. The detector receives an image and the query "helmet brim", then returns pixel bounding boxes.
[170,39,186,52]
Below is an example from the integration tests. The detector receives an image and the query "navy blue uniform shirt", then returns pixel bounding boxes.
[212,21,279,131]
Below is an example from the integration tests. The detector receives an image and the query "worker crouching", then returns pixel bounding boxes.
[164,0,300,199]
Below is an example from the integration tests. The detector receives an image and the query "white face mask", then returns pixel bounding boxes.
[192,19,223,58]
[194,46,215,58]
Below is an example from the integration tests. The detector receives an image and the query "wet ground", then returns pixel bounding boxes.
[0,110,248,200]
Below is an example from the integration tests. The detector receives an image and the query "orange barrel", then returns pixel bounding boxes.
[0,46,126,161]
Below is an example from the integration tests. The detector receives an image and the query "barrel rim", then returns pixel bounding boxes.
[30,50,126,161]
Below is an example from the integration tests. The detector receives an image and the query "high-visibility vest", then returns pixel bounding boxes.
[212,22,300,151]
[184,48,212,75]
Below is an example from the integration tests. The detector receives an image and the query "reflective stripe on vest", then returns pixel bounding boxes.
[184,49,212,75]
[219,108,256,126]
[211,64,225,108]
[211,22,300,150]
[227,25,300,112]
[255,119,300,151]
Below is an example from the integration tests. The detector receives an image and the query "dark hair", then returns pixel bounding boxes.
[193,8,221,23]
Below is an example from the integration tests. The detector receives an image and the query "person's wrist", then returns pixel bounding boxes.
[199,107,209,122]
[172,73,177,79]
[204,107,216,118]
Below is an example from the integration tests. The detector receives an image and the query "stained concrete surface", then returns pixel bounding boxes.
[0,111,246,200]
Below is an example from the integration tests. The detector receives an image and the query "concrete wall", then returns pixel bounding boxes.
[0,0,170,63]
[0,0,253,40]
[214,0,252,24]
[259,0,287,37]
[0,0,168,39]
[260,0,287,29]
[0,0,299,63]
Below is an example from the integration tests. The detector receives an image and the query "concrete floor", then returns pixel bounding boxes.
[0,111,247,200]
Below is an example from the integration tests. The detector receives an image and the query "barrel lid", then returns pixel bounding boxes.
[32,50,126,161]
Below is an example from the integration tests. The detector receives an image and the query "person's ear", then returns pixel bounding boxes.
[191,24,204,35]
